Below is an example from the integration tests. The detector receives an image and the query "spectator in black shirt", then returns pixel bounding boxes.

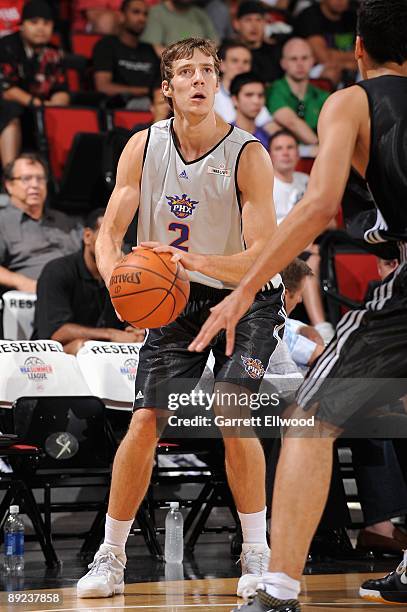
[294,0,357,84]
[233,1,282,85]
[33,208,145,354]
[0,0,69,108]
[93,0,167,120]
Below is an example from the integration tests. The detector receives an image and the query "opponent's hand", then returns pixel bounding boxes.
[188,286,256,356]
[137,242,202,272]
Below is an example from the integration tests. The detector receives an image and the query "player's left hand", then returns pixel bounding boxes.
[188,285,256,356]
[137,242,201,271]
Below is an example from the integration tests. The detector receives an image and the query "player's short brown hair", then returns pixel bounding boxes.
[161,38,220,85]
[282,258,313,294]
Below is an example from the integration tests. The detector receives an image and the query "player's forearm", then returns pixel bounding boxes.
[240,198,335,295]
[95,233,123,288]
[51,323,116,344]
[194,245,265,286]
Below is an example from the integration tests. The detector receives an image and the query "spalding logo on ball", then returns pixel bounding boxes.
[109,246,190,329]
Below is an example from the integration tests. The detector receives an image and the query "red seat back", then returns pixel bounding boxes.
[113,110,153,130]
[43,107,100,179]
[309,78,335,93]
[71,32,102,59]
[296,158,314,174]
[335,253,379,305]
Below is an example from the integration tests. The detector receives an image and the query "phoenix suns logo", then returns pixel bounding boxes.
[166,193,198,219]
[241,355,265,379]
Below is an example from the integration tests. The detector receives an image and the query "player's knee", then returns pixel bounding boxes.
[129,409,158,440]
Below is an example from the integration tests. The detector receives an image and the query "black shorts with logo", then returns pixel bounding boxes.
[297,262,407,429]
[133,282,285,411]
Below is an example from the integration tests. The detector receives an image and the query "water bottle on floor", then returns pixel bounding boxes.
[3,505,24,573]
[164,502,183,564]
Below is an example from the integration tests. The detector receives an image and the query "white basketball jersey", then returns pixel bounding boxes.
[138,119,278,290]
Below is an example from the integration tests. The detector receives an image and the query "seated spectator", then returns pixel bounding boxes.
[0,100,22,167]
[294,0,357,85]
[215,40,273,130]
[73,0,122,35]
[230,72,279,148]
[203,0,233,41]
[0,0,25,38]
[93,0,166,119]
[33,208,145,354]
[269,129,335,343]
[0,1,70,109]
[141,0,218,57]
[281,258,324,369]
[0,153,82,294]
[266,37,329,145]
[234,1,282,85]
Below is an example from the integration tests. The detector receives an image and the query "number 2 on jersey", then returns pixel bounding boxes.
[169,223,189,252]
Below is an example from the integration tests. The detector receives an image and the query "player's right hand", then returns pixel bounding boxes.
[188,285,256,356]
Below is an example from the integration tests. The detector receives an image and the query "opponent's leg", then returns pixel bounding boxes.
[232,415,337,612]
[77,408,159,598]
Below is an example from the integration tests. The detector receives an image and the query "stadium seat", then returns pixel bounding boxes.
[310,77,335,93]
[319,230,380,324]
[71,32,102,60]
[296,157,314,174]
[36,106,101,180]
[107,109,153,131]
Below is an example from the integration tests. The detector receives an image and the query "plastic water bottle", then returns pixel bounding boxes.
[3,505,24,572]
[164,502,183,563]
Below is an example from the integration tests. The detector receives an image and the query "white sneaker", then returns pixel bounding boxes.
[77,544,126,598]
[237,543,270,600]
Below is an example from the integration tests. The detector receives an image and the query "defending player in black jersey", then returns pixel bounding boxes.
[190,0,407,609]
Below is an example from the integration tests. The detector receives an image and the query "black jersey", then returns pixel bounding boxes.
[357,76,407,260]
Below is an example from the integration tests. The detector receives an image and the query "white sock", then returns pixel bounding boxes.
[104,514,134,550]
[259,572,301,600]
[238,507,268,545]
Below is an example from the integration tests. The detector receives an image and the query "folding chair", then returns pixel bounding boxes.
[35,105,101,181]
[71,32,102,60]
[319,230,380,325]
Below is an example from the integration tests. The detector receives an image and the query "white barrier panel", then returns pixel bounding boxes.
[0,340,92,406]
[76,341,144,409]
[2,291,37,340]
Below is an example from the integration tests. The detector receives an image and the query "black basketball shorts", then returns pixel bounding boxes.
[297,262,407,428]
[133,281,285,411]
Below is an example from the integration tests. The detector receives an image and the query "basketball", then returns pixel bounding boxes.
[109,247,190,329]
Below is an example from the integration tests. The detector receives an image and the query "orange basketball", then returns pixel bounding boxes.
[109,247,190,329]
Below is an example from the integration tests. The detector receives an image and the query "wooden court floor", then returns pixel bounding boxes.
[1,573,403,612]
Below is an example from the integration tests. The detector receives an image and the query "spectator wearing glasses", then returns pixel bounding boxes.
[266,38,329,146]
[0,153,82,294]
[0,0,69,108]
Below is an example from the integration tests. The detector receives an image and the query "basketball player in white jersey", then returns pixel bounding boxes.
[76,38,286,599]
[190,0,407,609]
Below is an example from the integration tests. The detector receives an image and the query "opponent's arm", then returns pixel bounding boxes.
[145,142,277,286]
[189,86,366,353]
[96,130,148,287]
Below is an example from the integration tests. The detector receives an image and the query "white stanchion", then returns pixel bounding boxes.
[76,341,144,410]
[0,340,91,406]
[2,291,37,340]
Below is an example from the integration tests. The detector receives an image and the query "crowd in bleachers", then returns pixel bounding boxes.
[0,0,406,561]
